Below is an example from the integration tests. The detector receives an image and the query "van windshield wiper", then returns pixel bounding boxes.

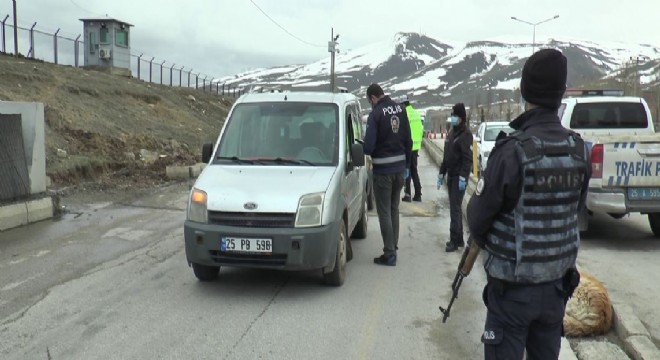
[216,156,255,164]
[254,157,317,166]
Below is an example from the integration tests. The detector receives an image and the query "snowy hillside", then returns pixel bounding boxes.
[218,32,660,107]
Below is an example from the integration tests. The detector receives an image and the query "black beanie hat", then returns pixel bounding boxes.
[520,49,567,109]
[366,83,384,98]
[452,103,466,121]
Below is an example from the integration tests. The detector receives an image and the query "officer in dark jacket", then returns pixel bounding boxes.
[363,83,412,266]
[467,49,591,359]
[439,103,473,252]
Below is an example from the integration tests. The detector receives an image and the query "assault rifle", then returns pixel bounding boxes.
[439,241,481,323]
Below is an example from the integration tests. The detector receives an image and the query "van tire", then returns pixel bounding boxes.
[649,213,660,238]
[192,263,220,281]
[351,197,368,239]
[324,221,347,286]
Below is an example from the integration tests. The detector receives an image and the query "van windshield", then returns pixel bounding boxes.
[569,102,648,129]
[214,102,339,166]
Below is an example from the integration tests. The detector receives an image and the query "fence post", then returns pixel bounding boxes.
[74,34,81,67]
[179,66,184,86]
[188,69,192,88]
[137,53,143,80]
[169,63,175,86]
[203,76,208,91]
[1,15,8,53]
[53,28,60,64]
[148,57,155,83]
[222,83,226,95]
[29,22,37,58]
[160,60,165,85]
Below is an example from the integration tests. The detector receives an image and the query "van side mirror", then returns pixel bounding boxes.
[351,143,365,167]
[202,143,214,163]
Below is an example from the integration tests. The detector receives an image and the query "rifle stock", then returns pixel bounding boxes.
[439,241,481,323]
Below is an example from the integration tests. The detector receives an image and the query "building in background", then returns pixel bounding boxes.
[80,18,133,76]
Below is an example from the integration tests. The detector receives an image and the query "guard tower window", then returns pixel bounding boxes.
[115,29,128,47]
[100,27,110,44]
[88,32,96,54]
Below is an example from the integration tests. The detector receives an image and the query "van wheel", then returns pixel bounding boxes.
[649,213,660,238]
[324,221,347,286]
[192,263,220,281]
[351,197,368,239]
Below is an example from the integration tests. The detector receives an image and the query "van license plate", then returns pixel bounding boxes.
[628,188,660,200]
[221,237,272,254]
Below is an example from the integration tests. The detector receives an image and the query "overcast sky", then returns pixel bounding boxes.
[3,0,660,78]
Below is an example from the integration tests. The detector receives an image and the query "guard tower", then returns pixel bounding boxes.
[79,18,133,76]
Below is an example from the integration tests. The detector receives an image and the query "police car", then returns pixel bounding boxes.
[559,89,660,237]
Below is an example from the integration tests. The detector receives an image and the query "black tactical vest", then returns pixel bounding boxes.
[484,131,588,283]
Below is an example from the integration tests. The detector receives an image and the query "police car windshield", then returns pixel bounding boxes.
[215,102,339,166]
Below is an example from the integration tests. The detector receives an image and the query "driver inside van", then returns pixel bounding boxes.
[299,121,330,161]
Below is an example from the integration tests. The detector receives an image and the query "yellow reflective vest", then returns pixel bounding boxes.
[407,105,424,151]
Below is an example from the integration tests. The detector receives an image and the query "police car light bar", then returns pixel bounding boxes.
[564,89,625,97]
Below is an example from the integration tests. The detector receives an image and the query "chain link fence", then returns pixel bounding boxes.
[0,17,245,97]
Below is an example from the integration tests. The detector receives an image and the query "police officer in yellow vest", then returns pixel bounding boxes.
[402,97,424,202]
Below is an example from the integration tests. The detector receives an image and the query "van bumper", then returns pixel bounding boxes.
[184,220,339,271]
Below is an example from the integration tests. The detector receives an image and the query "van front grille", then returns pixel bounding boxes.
[207,211,295,228]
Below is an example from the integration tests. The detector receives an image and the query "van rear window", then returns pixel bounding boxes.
[569,102,647,129]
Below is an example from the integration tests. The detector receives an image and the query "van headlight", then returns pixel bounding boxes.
[188,188,208,223]
[295,192,324,228]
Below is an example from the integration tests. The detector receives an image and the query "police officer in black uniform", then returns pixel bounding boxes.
[363,83,412,266]
[439,103,473,252]
[466,49,591,359]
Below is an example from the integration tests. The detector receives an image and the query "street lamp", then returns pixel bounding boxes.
[511,15,559,54]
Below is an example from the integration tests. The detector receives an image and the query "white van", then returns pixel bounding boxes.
[184,91,369,286]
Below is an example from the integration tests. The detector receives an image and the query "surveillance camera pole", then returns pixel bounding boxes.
[329,28,339,93]
[12,0,18,55]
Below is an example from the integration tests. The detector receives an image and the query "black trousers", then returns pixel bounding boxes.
[373,173,404,256]
[447,175,465,245]
[482,279,565,360]
[404,150,421,197]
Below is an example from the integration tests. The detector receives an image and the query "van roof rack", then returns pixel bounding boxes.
[564,89,624,98]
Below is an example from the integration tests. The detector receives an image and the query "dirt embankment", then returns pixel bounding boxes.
[0,54,233,193]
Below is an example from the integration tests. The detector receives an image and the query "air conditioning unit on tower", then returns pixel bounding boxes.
[99,48,111,60]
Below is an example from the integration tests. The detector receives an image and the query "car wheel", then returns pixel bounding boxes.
[192,263,220,282]
[649,213,660,238]
[351,196,368,239]
[323,221,347,286]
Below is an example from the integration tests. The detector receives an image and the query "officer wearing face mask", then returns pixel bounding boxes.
[438,103,473,252]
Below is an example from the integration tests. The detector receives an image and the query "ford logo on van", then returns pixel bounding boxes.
[244,202,258,210]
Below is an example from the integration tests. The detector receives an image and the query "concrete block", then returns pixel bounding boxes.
[26,197,53,223]
[165,165,192,180]
[575,340,630,360]
[190,163,207,178]
[623,335,660,360]
[614,304,650,339]
[0,202,28,231]
[559,337,579,360]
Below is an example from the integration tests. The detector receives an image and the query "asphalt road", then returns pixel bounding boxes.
[2,148,651,359]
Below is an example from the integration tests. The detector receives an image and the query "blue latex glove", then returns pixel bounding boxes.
[458,176,467,192]
[437,174,445,189]
[404,168,410,179]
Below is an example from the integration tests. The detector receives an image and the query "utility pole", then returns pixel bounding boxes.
[328,28,339,93]
[12,0,18,55]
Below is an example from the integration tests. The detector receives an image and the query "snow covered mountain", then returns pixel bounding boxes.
[218,32,660,108]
